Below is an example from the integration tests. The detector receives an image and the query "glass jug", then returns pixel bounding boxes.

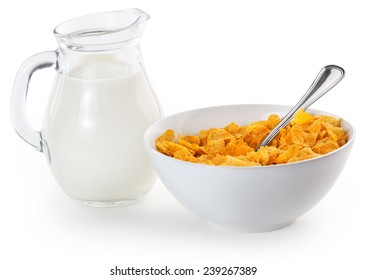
[11,9,162,206]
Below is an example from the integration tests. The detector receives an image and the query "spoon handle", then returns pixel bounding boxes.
[257,65,345,150]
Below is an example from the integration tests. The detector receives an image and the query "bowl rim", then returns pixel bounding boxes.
[144,104,356,170]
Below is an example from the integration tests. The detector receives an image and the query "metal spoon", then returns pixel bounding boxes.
[257,65,345,150]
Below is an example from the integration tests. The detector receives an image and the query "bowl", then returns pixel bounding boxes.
[143,104,355,232]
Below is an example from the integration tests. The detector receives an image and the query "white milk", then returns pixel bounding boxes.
[42,62,161,204]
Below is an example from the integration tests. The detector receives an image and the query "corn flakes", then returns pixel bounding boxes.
[155,110,348,166]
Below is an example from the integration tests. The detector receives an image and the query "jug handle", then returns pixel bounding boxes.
[11,51,57,152]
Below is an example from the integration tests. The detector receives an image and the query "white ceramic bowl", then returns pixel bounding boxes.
[144,104,355,232]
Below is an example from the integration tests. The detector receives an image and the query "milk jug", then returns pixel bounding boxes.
[11,9,162,206]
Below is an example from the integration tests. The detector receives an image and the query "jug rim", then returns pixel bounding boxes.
[54,9,150,50]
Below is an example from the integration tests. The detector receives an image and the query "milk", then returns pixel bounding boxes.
[42,62,161,204]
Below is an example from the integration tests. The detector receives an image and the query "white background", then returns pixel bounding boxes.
[1,0,365,279]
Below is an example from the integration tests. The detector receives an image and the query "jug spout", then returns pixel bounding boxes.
[54,8,150,51]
